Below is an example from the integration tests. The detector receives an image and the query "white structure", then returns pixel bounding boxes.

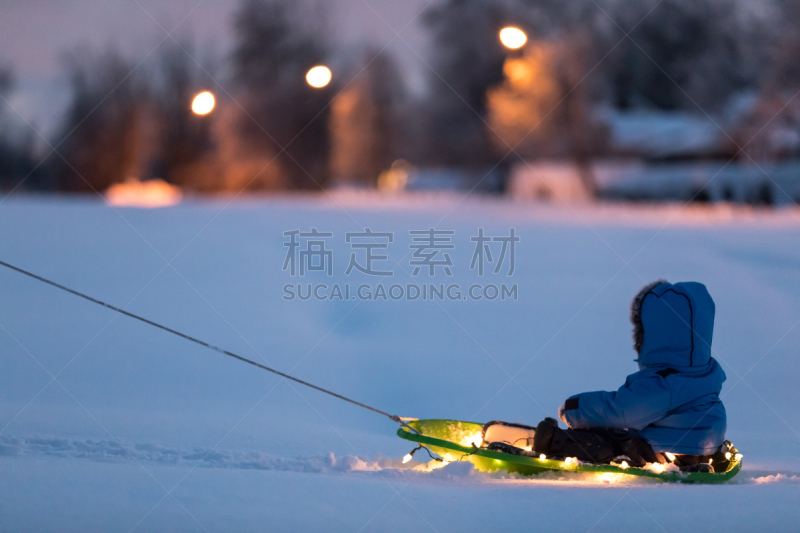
[507,162,592,202]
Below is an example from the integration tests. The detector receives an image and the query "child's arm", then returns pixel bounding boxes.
[560,375,671,430]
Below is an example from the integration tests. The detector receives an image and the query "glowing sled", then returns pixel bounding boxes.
[398,419,742,483]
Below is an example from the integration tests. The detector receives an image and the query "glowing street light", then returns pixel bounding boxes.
[499,26,527,49]
[306,65,332,88]
[191,91,215,115]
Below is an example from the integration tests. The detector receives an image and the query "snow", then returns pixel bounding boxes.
[1,194,799,531]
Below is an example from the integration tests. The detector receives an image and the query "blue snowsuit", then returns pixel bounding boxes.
[561,282,727,455]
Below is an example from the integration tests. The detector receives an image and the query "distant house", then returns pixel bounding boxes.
[508,96,800,206]
[597,161,800,206]
[598,108,733,161]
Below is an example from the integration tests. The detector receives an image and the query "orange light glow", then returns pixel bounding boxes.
[460,430,483,448]
[106,178,182,208]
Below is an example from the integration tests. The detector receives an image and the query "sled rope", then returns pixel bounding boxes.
[0,260,419,434]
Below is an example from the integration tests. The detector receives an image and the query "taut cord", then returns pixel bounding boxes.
[0,260,419,434]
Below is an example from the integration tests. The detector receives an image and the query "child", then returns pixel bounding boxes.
[502,281,728,469]
[540,280,727,466]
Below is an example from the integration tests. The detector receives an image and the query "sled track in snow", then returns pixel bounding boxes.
[0,434,389,475]
[1,435,797,485]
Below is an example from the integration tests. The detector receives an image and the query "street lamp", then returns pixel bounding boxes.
[191,91,215,115]
[306,65,332,88]
[499,27,527,50]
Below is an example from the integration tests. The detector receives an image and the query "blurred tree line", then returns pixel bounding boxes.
[2,0,800,193]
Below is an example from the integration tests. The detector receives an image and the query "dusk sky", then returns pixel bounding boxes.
[0,0,432,137]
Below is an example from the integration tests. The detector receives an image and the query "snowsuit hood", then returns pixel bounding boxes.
[636,281,716,369]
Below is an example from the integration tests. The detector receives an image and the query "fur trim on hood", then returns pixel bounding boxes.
[630,280,668,353]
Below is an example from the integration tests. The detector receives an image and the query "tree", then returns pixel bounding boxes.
[152,40,216,188]
[603,0,756,112]
[329,51,404,186]
[55,48,147,192]
[732,0,800,162]
[420,0,508,167]
[232,0,333,190]
[0,66,40,189]
[769,0,800,90]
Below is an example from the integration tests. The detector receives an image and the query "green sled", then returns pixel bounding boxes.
[397,419,742,484]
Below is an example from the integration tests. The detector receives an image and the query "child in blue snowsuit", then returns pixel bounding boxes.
[538,281,728,467]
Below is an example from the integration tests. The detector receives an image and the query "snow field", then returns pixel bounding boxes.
[1,194,798,531]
